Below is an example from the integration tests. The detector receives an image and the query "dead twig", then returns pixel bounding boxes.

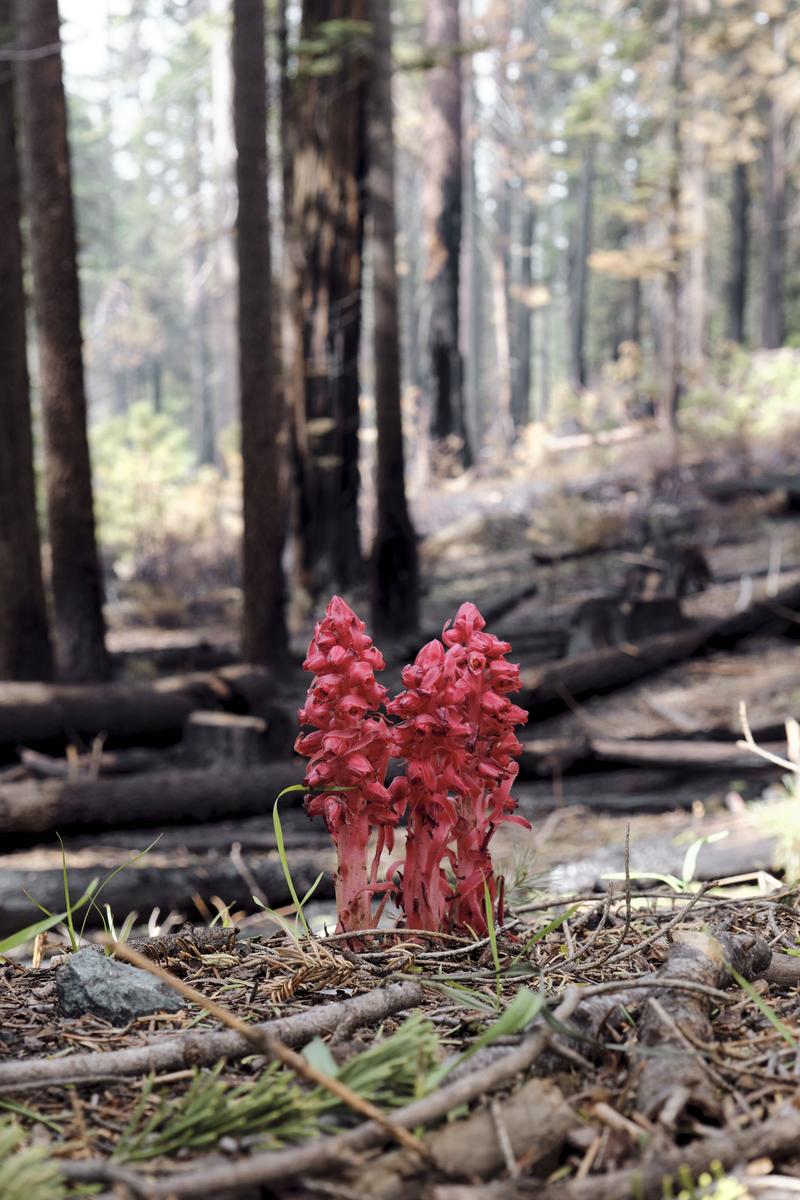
[0,979,424,1092]
[74,987,584,1198]
[108,940,429,1159]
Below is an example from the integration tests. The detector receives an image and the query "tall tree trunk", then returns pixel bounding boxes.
[660,0,684,438]
[0,0,53,681]
[209,0,238,436]
[460,0,482,455]
[511,201,535,429]
[233,0,286,664]
[726,161,749,345]
[491,182,513,451]
[15,0,109,682]
[685,142,707,375]
[288,0,367,597]
[760,23,786,350]
[423,0,470,466]
[568,138,594,390]
[367,0,418,638]
[187,97,215,466]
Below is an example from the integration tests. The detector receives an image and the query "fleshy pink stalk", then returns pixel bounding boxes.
[442,603,529,933]
[295,596,399,932]
[389,603,528,935]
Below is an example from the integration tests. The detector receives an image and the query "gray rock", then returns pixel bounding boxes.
[55,947,184,1025]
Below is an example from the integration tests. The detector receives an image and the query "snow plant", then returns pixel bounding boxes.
[295,596,529,935]
[294,596,400,931]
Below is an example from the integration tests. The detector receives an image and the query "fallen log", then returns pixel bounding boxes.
[46,810,328,856]
[635,928,771,1124]
[18,745,164,779]
[702,473,800,509]
[520,577,800,718]
[0,664,286,760]
[519,627,714,718]
[0,843,334,938]
[0,760,303,836]
[590,736,785,771]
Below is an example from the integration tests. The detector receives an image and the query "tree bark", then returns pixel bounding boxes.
[233,0,287,664]
[367,0,419,638]
[726,161,749,344]
[424,0,470,465]
[568,138,594,391]
[15,0,110,682]
[288,0,367,597]
[0,0,53,681]
[760,22,786,350]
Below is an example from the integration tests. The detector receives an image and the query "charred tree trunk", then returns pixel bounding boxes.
[15,0,109,682]
[568,138,594,391]
[233,0,287,664]
[760,27,786,351]
[288,0,367,598]
[660,0,684,438]
[423,0,470,466]
[0,0,53,681]
[726,161,749,344]
[367,0,419,638]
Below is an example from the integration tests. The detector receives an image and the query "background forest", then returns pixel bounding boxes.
[1,0,800,682]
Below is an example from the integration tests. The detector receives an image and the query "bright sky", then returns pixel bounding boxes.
[60,0,110,87]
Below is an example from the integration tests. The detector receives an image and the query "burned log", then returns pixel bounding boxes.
[0,665,287,760]
[183,711,269,767]
[0,844,334,938]
[521,576,800,720]
[0,760,304,835]
[519,627,713,719]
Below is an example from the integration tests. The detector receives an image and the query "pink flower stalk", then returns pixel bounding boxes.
[442,603,530,933]
[388,603,529,935]
[294,596,399,932]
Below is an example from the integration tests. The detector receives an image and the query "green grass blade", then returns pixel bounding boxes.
[728,963,797,1047]
[272,793,311,937]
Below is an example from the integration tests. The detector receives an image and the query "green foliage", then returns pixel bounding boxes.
[682,348,800,453]
[91,402,193,557]
[0,1117,67,1200]
[114,1014,439,1160]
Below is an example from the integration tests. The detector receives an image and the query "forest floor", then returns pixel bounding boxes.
[2,423,800,1197]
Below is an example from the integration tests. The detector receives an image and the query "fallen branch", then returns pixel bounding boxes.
[72,988,584,1197]
[109,941,428,1158]
[358,1077,576,1199]
[0,980,423,1092]
[635,928,771,1124]
[429,1102,800,1200]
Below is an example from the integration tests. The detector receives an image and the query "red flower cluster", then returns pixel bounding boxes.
[295,597,528,935]
[294,596,399,932]
[388,603,529,934]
